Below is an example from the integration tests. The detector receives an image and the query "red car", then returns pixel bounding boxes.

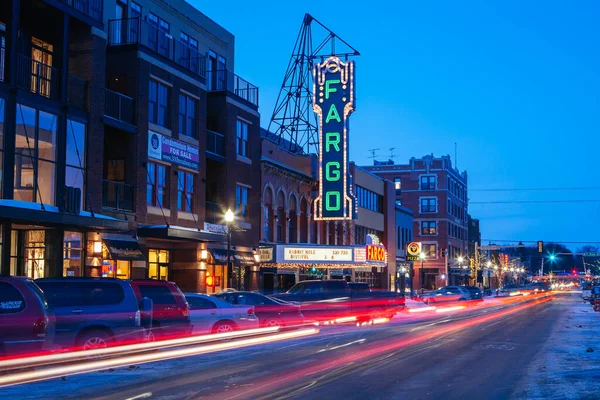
[130,280,192,339]
[0,276,52,356]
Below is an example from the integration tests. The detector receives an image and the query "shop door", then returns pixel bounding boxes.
[24,230,45,279]
[263,273,274,294]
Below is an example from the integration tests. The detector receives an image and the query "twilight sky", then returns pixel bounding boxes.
[192,0,600,247]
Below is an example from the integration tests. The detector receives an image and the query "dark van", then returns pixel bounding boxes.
[36,278,144,350]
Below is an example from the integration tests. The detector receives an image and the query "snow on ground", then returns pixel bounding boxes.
[514,294,600,400]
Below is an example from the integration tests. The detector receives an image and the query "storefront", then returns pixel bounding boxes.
[204,248,259,294]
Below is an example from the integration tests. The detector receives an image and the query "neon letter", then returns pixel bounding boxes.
[325,79,340,99]
[326,104,341,123]
[325,161,340,181]
[325,132,340,152]
[326,192,340,211]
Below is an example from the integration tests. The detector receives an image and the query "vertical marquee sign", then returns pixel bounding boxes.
[313,56,357,220]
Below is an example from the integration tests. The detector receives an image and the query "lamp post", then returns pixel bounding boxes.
[458,256,464,285]
[224,208,234,289]
[486,261,492,290]
[419,253,426,293]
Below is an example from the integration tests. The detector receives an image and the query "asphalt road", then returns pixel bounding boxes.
[0,294,570,400]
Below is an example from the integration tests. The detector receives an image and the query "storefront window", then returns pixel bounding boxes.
[10,230,18,276]
[100,243,131,279]
[149,249,169,280]
[63,231,82,277]
[24,230,45,279]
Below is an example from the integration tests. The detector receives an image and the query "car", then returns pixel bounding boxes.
[423,286,470,304]
[185,293,259,334]
[464,286,483,301]
[348,282,370,292]
[35,278,144,350]
[214,291,304,328]
[0,276,52,356]
[130,280,192,339]
[582,282,593,301]
[589,286,600,306]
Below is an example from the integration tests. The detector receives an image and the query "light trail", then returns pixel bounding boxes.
[317,339,366,353]
[0,326,280,371]
[436,306,466,313]
[408,306,437,313]
[0,328,319,388]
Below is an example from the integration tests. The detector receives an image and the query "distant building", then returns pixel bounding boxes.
[395,205,414,293]
[363,154,468,289]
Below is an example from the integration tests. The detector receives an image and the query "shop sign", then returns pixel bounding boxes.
[204,222,227,235]
[283,247,353,262]
[148,131,199,170]
[366,244,386,262]
[406,241,422,262]
[259,247,274,263]
[313,56,357,221]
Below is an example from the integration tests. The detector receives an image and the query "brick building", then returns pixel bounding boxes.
[0,0,261,294]
[364,154,469,289]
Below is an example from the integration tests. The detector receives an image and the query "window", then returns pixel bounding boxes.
[30,37,54,98]
[0,98,4,198]
[420,197,437,213]
[147,162,168,207]
[36,282,85,308]
[421,221,437,235]
[149,80,169,127]
[66,120,86,210]
[130,2,142,42]
[83,283,125,306]
[394,177,401,193]
[14,105,57,205]
[177,171,196,212]
[178,93,197,138]
[420,175,436,190]
[179,32,199,72]
[236,120,249,157]
[355,186,383,213]
[147,13,170,57]
[236,185,248,221]
[187,296,216,310]
[263,206,270,241]
[138,285,175,305]
[423,243,437,258]
[63,231,82,277]
[0,282,26,314]
[148,249,169,280]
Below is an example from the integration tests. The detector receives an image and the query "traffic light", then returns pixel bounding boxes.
[537,241,544,253]
[439,248,447,258]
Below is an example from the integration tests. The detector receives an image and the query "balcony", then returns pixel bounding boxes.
[104,89,135,126]
[102,180,134,212]
[206,130,225,160]
[57,0,103,22]
[205,201,221,224]
[67,74,90,110]
[207,70,259,107]
[108,18,206,79]
[16,54,59,100]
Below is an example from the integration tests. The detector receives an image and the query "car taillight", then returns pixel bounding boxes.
[33,317,47,338]
[182,307,189,318]
[135,310,141,327]
[247,307,255,316]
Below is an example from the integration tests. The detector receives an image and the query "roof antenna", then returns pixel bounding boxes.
[389,147,396,161]
[369,148,380,164]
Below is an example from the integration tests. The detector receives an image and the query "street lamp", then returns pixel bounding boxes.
[224,208,235,289]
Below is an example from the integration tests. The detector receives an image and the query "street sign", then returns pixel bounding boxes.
[583,252,600,257]
[406,242,421,261]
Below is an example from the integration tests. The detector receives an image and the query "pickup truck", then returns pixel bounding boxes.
[271,280,405,322]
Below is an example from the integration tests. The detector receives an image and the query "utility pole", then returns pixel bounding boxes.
[445,250,449,286]
[475,242,480,288]
[540,258,544,276]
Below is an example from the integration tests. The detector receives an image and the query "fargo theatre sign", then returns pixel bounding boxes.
[313,56,357,220]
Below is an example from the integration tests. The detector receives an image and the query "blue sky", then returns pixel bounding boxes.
[192,0,600,247]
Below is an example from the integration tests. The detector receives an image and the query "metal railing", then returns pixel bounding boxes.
[67,74,90,110]
[59,0,103,22]
[207,70,259,106]
[108,18,206,78]
[205,201,221,224]
[16,54,59,100]
[102,180,134,212]
[206,130,225,157]
[104,88,135,125]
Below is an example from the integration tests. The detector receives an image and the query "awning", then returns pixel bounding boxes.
[104,239,145,261]
[137,225,225,242]
[209,249,256,266]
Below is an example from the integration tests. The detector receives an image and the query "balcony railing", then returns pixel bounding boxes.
[108,18,206,79]
[104,88,135,125]
[16,54,59,100]
[0,36,5,82]
[207,70,259,106]
[102,180,134,212]
[67,74,90,110]
[58,0,103,22]
[206,130,225,158]
[205,201,221,224]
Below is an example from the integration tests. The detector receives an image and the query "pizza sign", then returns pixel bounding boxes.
[406,242,422,261]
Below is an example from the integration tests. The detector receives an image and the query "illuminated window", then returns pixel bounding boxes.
[63,231,82,277]
[149,249,169,280]
[421,221,437,236]
[424,244,437,258]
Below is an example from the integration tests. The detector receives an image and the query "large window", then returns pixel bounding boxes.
[236,120,249,157]
[178,93,197,138]
[179,32,199,72]
[0,98,4,198]
[177,170,196,212]
[355,186,383,213]
[236,185,249,221]
[63,231,82,277]
[14,105,57,205]
[147,162,168,207]
[420,197,437,213]
[420,175,436,191]
[147,13,170,57]
[31,37,54,98]
[66,120,86,210]
[263,206,270,241]
[149,79,169,127]
[394,177,401,194]
[421,221,437,235]
[423,243,437,258]
[149,249,169,280]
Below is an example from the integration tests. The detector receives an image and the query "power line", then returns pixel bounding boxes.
[482,239,600,245]
[470,187,600,192]
[470,200,600,204]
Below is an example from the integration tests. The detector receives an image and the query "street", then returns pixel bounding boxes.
[3,293,597,400]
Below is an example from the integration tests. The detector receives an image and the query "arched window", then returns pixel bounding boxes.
[300,198,308,243]
[277,191,286,243]
[263,186,273,242]
[288,195,297,243]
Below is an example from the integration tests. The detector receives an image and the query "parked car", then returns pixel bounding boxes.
[464,286,484,301]
[214,291,304,328]
[422,286,470,304]
[0,276,52,356]
[348,282,370,292]
[582,281,593,301]
[130,280,192,339]
[272,280,405,321]
[35,278,144,350]
[184,293,259,334]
